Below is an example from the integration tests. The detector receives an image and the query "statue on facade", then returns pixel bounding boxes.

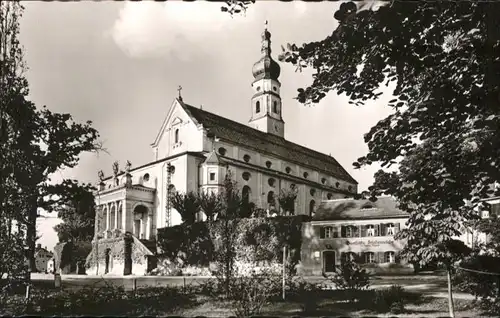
[125,160,132,173]
[112,161,120,186]
[98,170,105,182]
[97,170,105,190]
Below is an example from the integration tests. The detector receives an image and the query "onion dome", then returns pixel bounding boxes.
[252,21,281,81]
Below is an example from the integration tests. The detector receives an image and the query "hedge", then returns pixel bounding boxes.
[157,215,310,272]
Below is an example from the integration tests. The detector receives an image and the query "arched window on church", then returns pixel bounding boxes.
[174,129,179,143]
[273,101,278,113]
[256,101,260,113]
[242,186,251,204]
[267,191,275,207]
[309,200,316,217]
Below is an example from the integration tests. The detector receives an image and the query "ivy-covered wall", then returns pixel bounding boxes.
[54,241,92,274]
[157,215,310,272]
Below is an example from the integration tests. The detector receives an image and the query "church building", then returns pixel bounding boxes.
[87,25,358,276]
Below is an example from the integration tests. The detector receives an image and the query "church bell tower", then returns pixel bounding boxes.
[249,21,284,138]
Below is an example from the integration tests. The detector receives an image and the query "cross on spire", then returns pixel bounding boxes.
[264,20,268,29]
[177,85,183,101]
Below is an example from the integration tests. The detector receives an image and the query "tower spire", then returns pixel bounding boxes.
[249,20,285,138]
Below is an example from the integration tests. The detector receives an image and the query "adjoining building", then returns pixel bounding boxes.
[87,24,358,276]
[298,197,413,275]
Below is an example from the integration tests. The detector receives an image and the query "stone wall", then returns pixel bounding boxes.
[85,233,154,276]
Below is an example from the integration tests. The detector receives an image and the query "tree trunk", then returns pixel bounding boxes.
[26,199,38,274]
[446,268,455,318]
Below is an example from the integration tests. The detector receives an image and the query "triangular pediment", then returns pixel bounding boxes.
[151,98,193,148]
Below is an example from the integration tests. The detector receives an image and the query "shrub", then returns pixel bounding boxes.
[323,260,370,301]
[370,285,407,313]
[289,277,322,312]
[229,269,282,317]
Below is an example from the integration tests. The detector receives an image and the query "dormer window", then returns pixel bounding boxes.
[218,147,227,156]
[265,161,272,168]
[303,172,309,179]
[174,129,179,143]
[285,166,291,174]
[243,154,251,163]
[321,178,327,185]
[256,101,260,113]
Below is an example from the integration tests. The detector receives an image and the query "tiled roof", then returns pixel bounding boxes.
[313,197,409,221]
[180,100,357,184]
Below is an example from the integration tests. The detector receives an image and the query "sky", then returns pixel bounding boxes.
[19,1,395,252]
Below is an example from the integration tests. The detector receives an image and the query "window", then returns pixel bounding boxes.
[256,101,260,113]
[218,147,227,156]
[243,154,251,162]
[365,252,375,264]
[335,182,340,188]
[385,251,396,263]
[268,178,276,187]
[321,178,327,185]
[257,86,261,91]
[321,226,333,239]
[285,166,291,174]
[290,183,296,190]
[242,172,251,181]
[143,173,150,182]
[309,200,316,217]
[327,193,333,200]
[386,223,395,236]
[310,189,316,196]
[366,225,375,237]
[273,86,277,91]
[345,226,354,238]
[174,129,179,143]
[265,160,272,168]
[303,172,309,178]
[343,252,356,263]
[209,172,216,181]
[348,185,353,192]
[242,186,251,204]
[267,191,275,206]
[273,101,278,113]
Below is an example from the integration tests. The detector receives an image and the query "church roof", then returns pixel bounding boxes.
[178,99,357,184]
[313,197,409,221]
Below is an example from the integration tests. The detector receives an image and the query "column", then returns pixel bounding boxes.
[106,204,110,231]
[114,202,119,230]
[94,206,99,238]
[122,200,127,231]
[147,213,152,239]
[139,219,144,239]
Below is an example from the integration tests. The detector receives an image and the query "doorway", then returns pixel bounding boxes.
[323,251,336,273]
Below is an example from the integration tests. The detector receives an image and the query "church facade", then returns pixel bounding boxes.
[86,26,358,276]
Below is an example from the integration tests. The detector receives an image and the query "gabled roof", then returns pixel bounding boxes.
[204,150,224,165]
[177,99,357,184]
[313,197,409,221]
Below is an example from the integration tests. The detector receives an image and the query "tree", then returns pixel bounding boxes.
[51,180,96,243]
[171,191,201,225]
[278,187,298,216]
[455,215,500,315]
[1,0,34,291]
[198,191,223,222]
[1,0,102,276]
[225,2,500,317]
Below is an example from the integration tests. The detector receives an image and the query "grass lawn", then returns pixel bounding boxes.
[173,294,490,317]
[1,281,493,317]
